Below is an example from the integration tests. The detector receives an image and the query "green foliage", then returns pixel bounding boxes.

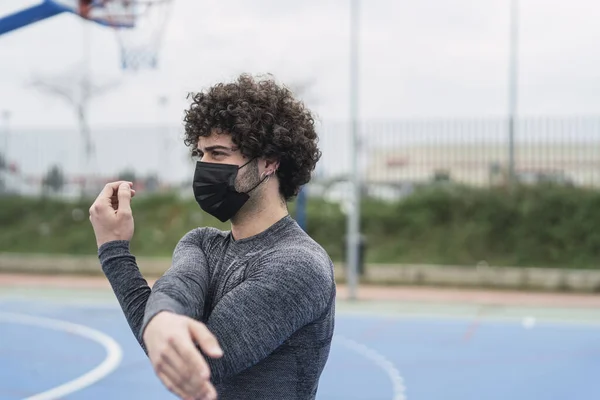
[42,165,65,193]
[351,184,600,268]
[117,168,137,183]
[1,184,599,269]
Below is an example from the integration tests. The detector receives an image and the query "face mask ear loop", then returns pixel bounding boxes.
[245,171,271,195]
[238,157,256,170]
[263,174,271,186]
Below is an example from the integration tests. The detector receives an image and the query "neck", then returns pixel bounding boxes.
[231,200,289,240]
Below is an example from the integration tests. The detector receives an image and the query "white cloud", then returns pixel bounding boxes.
[0,0,599,127]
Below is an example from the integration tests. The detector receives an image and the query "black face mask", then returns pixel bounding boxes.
[192,159,267,222]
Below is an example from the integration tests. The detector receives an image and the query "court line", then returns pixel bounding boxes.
[4,295,600,328]
[335,335,407,400]
[0,311,123,400]
[336,308,600,328]
[463,305,501,342]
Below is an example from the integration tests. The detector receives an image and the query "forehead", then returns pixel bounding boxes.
[197,131,234,149]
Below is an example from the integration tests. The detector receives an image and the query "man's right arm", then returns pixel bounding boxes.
[100,227,221,400]
[99,228,212,348]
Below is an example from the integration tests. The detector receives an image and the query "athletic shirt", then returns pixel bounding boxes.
[98,215,336,400]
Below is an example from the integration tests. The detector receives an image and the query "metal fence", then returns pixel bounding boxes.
[317,116,600,202]
[1,115,599,198]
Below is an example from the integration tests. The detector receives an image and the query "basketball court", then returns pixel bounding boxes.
[2,2,600,400]
[2,276,600,400]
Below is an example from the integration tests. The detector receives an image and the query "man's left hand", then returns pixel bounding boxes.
[89,181,136,248]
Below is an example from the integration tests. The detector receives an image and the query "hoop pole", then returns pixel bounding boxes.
[347,0,361,301]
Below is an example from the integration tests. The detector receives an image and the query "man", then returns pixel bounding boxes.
[89,74,336,400]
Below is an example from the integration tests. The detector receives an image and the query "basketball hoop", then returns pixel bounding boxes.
[77,0,174,70]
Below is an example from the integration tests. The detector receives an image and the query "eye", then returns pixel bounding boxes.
[191,149,203,161]
[211,151,227,159]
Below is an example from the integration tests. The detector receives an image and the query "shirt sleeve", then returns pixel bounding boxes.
[203,249,335,384]
[98,240,151,349]
[140,229,211,340]
[98,228,211,349]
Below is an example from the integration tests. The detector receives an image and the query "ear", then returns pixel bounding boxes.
[264,158,280,176]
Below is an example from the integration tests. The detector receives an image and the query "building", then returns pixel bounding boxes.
[366,142,600,188]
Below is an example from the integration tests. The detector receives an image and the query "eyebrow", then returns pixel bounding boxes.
[197,145,236,153]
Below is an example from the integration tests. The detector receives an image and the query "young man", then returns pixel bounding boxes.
[89,74,336,400]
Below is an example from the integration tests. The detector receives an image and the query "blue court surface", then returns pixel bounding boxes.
[1,288,600,400]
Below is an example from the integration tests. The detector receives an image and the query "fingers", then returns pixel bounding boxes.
[159,373,217,400]
[156,369,188,399]
[111,189,136,201]
[199,381,217,400]
[155,343,217,400]
[92,181,133,214]
[171,333,213,381]
[155,354,191,396]
[110,189,135,209]
[189,321,223,359]
[98,181,131,200]
[158,368,216,400]
[116,182,132,213]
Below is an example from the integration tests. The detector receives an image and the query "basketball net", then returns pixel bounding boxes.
[79,0,174,71]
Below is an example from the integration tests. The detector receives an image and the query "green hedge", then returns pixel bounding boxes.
[1,184,599,268]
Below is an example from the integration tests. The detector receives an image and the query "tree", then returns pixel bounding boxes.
[433,169,451,182]
[43,165,65,193]
[117,168,137,183]
[0,153,5,194]
[144,173,159,193]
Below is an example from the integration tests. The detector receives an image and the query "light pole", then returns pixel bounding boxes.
[508,0,519,185]
[157,95,169,186]
[346,0,361,301]
[1,110,10,165]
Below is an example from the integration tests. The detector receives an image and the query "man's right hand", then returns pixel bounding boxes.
[142,311,224,400]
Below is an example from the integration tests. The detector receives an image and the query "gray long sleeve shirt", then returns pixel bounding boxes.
[98,215,336,400]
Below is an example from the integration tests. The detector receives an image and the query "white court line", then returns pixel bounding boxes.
[3,296,600,327]
[0,312,123,400]
[335,335,407,400]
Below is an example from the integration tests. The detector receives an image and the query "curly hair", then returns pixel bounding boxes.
[183,74,321,201]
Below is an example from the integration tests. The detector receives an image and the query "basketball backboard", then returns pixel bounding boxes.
[0,0,172,70]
